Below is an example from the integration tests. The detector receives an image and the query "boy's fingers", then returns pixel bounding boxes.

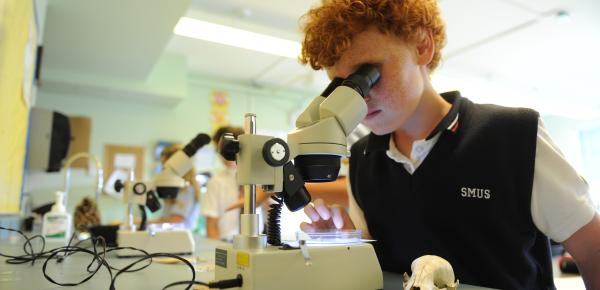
[331,206,344,229]
[300,222,315,233]
[313,199,331,220]
[304,204,321,222]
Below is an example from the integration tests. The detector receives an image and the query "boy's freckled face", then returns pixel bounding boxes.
[326,27,426,135]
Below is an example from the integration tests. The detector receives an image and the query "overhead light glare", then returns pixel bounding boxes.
[174,17,301,59]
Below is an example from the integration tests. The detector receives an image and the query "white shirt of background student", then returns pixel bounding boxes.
[201,165,242,241]
[152,144,201,230]
[202,162,266,240]
[160,185,200,230]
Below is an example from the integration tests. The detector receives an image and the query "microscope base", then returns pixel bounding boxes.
[214,243,383,290]
[116,229,194,257]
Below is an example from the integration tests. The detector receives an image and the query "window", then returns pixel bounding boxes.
[581,127,600,208]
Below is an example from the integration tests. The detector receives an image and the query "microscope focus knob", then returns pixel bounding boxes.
[263,138,290,167]
[133,182,147,195]
[114,179,124,193]
[219,133,239,161]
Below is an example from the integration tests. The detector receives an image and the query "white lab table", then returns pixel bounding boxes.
[0,234,495,290]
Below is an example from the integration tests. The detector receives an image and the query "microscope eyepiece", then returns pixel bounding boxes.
[218,133,240,161]
[320,77,344,98]
[183,133,211,157]
[341,64,380,97]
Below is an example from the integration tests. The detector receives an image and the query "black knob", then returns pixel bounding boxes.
[114,180,124,192]
[218,133,239,161]
[133,182,147,195]
[145,190,161,212]
[262,138,290,166]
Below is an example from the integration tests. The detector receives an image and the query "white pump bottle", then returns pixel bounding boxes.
[42,191,73,244]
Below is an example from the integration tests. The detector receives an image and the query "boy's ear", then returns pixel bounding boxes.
[415,29,435,66]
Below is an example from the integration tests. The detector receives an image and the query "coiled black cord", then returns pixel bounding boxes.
[267,193,284,246]
[138,205,147,231]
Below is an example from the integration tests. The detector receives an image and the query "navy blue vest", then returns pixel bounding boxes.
[349,92,554,289]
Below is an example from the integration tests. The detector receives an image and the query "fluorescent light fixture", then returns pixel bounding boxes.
[174,17,301,59]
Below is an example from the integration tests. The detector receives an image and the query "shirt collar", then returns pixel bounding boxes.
[425,91,461,140]
[365,91,462,153]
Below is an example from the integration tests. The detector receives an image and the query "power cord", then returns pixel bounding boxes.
[162,274,243,290]
[0,226,48,265]
[0,226,209,290]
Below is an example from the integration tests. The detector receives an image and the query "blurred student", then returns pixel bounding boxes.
[154,144,201,230]
[201,126,246,241]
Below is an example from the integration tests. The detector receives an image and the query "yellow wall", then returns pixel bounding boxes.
[0,0,33,213]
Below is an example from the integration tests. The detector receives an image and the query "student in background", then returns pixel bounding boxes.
[201,126,246,241]
[154,144,201,231]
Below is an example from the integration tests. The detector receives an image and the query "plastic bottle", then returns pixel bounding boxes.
[42,191,72,244]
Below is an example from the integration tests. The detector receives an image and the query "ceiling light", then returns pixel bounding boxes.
[174,17,301,59]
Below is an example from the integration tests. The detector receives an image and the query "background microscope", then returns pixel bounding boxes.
[113,133,211,256]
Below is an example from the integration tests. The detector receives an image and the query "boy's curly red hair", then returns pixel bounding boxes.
[300,0,446,72]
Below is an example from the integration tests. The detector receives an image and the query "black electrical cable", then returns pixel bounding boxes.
[162,275,243,290]
[109,252,196,290]
[267,194,284,246]
[83,237,107,273]
[104,246,151,272]
[56,231,79,263]
[162,280,209,289]
[42,244,112,287]
[138,205,147,231]
[207,275,243,289]
[42,242,154,287]
[0,226,48,265]
[43,235,149,286]
[0,226,204,290]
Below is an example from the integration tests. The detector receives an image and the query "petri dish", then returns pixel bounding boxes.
[296,230,363,244]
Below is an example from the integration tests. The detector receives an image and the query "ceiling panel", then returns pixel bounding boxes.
[43,0,190,80]
[505,0,568,13]
[440,0,600,104]
[189,0,318,34]
[252,58,329,93]
[439,0,536,54]
[169,0,327,92]
[167,35,285,83]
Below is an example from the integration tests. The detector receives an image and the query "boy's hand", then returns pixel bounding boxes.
[300,198,355,232]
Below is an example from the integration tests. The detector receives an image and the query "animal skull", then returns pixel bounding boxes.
[403,255,459,290]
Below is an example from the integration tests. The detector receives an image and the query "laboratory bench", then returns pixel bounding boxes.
[0,234,500,290]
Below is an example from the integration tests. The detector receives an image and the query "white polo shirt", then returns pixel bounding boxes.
[201,168,264,241]
[201,168,241,241]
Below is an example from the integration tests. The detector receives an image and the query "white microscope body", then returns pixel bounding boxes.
[115,134,211,257]
[215,65,384,290]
